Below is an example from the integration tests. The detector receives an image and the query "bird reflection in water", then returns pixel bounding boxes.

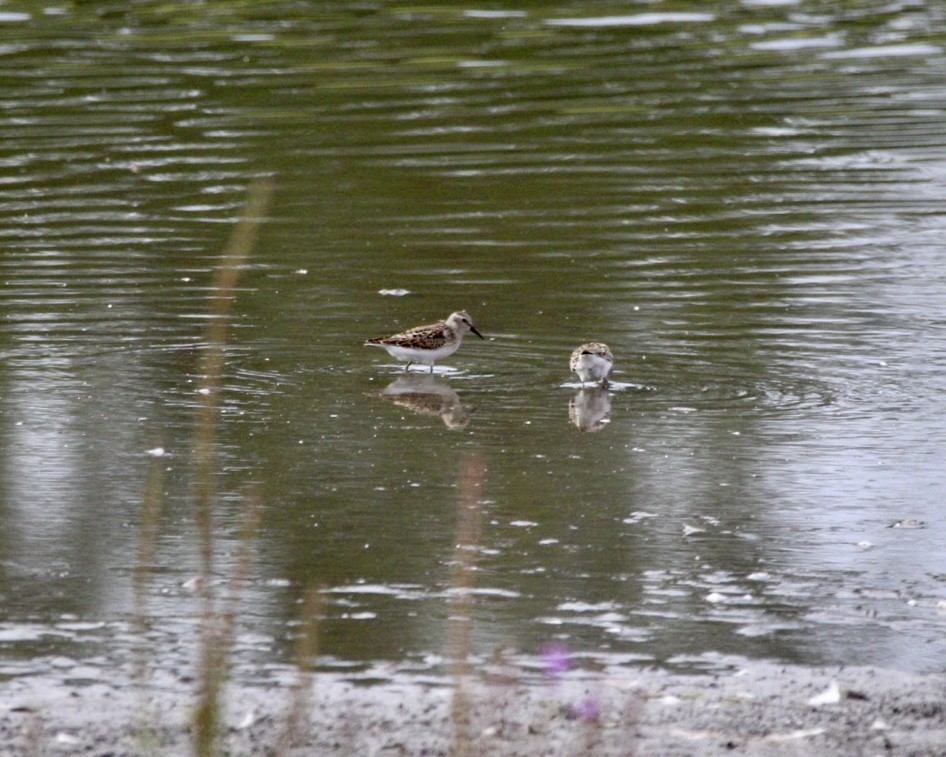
[374,374,471,430]
[568,388,611,432]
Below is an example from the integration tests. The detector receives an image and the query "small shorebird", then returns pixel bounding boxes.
[364,310,484,373]
[569,342,614,386]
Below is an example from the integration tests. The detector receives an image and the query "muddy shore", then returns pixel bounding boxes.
[2,661,945,755]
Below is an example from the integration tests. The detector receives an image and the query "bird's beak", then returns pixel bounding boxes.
[470,326,484,340]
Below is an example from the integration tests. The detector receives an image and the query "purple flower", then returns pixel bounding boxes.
[571,694,601,723]
[540,642,571,681]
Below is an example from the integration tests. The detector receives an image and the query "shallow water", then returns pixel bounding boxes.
[2,1,946,689]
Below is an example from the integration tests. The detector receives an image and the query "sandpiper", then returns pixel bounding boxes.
[364,310,484,373]
[569,342,614,386]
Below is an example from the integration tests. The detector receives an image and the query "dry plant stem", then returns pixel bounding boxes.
[285,587,322,748]
[447,453,487,757]
[21,712,41,757]
[193,490,264,756]
[192,177,274,757]
[132,451,165,739]
[133,450,164,622]
[194,176,274,580]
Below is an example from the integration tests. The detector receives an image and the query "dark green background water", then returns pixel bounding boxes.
[2,1,946,685]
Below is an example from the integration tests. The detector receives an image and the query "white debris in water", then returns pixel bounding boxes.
[236,708,258,730]
[807,682,841,707]
[624,511,658,524]
[856,540,874,550]
[145,446,165,457]
[558,600,619,612]
[546,13,715,28]
[683,524,706,537]
[378,288,411,296]
[822,43,943,60]
[762,727,827,743]
[889,518,926,529]
[464,9,527,18]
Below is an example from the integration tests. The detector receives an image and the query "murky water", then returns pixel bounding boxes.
[2,1,946,691]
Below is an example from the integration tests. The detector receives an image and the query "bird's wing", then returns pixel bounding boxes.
[380,324,448,348]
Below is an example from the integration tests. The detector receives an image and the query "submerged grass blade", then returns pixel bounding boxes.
[191,176,274,757]
[193,490,263,756]
[284,586,322,749]
[447,452,487,757]
[132,446,165,749]
[194,175,274,580]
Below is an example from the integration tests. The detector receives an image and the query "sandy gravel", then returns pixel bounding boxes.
[2,662,945,755]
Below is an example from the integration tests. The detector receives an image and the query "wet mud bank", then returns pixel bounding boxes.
[3,662,945,755]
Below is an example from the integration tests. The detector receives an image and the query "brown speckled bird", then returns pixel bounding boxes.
[365,311,484,373]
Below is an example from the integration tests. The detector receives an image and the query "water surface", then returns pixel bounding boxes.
[2,1,946,688]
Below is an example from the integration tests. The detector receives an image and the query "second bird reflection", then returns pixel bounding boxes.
[374,374,471,430]
[568,388,612,432]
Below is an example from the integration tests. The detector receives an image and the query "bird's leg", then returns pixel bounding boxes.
[405,361,412,372]
[429,364,434,375]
